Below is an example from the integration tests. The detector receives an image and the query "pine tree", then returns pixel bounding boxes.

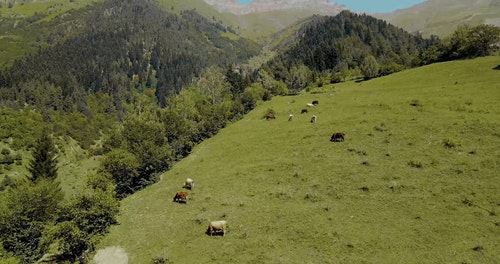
[28,130,58,183]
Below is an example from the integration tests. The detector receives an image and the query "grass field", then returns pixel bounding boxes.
[94,56,500,263]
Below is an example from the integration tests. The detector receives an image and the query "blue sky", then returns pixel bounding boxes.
[236,0,426,13]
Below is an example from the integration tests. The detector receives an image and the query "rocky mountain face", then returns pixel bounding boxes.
[203,0,347,15]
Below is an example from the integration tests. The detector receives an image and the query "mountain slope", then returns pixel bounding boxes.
[204,0,346,15]
[95,56,500,263]
[265,10,439,92]
[1,0,260,110]
[201,0,346,40]
[0,0,101,67]
[376,0,500,37]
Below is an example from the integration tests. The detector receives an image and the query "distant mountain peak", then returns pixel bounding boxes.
[203,0,347,15]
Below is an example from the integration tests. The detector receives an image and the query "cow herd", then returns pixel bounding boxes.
[172,178,227,237]
[171,100,344,238]
[267,100,345,143]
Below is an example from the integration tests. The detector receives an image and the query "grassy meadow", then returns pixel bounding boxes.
[94,56,500,263]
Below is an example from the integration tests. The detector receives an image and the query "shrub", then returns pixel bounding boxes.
[0,155,14,165]
[1,148,10,156]
[408,160,423,168]
[409,99,422,107]
[152,257,168,264]
[442,138,460,148]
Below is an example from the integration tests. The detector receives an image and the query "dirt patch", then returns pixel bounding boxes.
[93,246,128,264]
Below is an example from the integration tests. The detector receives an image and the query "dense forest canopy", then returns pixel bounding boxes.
[0,0,260,112]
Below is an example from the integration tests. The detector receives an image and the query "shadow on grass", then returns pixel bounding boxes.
[493,64,500,70]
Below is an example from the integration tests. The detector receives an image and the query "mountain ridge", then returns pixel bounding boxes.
[203,0,347,15]
[200,0,500,37]
[376,0,500,36]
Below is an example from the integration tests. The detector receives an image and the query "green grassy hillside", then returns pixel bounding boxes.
[94,56,500,263]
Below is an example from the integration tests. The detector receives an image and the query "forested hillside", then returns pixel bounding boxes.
[0,0,259,110]
[265,11,437,91]
[265,10,499,92]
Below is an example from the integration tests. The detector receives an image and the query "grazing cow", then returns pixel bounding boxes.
[330,132,345,142]
[288,114,294,121]
[183,178,194,190]
[206,220,227,236]
[301,109,308,114]
[310,115,317,123]
[306,103,315,107]
[265,113,276,120]
[173,191,189,203]
[312,100,319,105]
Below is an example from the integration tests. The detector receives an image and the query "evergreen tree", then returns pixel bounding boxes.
[226,66,247,98]
[28,131,58,183]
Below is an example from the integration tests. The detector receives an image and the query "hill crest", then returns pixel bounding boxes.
[203,0,346,15]
[376,0,500,36]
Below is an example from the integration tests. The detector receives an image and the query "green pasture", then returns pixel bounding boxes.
[94,56,500,263]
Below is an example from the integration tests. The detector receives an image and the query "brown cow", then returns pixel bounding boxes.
[265,113,276,120]
[173,191,189,203]
[330,132,345,142]
[206,220,227,236]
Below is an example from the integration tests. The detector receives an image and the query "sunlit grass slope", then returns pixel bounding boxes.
[95,56,500,263]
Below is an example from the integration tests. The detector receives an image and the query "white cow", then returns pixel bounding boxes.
[206,220,227,236]
[310,115,317,123]
[183,178,194,189]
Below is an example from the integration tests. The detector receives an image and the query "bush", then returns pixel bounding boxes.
[0,155,14,165]
[152,257,169,264]
[408,160,423,168]
[1,148,10,156]
[101,149,140,199]
[409,99,422,107]
[442,138,460,148]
